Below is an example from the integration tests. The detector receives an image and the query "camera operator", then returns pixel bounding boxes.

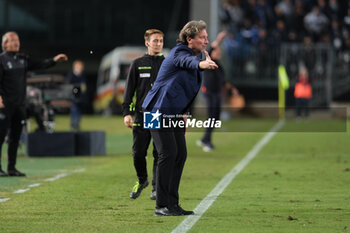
[0,31,68,177]
[26,86,46,132]
[67,60,86,131]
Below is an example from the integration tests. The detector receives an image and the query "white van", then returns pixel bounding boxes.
[93,46,169,114]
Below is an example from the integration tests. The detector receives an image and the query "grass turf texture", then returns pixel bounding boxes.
[0,116,349,232]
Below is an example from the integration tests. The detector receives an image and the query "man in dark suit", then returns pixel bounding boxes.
[142,20,218,216]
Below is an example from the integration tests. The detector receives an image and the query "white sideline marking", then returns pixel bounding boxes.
[0,198,10,203]
[172,120,285,233]
[28,183,41,188]
[13,188,30,194]
[72,168,86,173]
[0,168,85,204]
[44,173,68,182]
[44,168,85,182]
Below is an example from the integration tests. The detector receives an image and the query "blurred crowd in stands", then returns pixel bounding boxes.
[220,0,350,54]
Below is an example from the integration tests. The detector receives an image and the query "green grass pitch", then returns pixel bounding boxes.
[1,116,349,233]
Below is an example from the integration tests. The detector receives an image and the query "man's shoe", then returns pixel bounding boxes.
[130,180,149,199]
[196,140,205,147]
[7,169,26,177]
[197,140,214,152]
[203,142,215,152]
[171,204,194,215]
[150,190,156,200]
[155,207,181,216]
[203,144,214,152]
[0,169,8,177]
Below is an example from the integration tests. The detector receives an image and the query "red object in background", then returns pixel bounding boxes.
[294,81,312,99]
[229,94,245,109]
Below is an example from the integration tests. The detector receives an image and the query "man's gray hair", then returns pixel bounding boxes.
[177,20,207,45]
[2,31,18,51]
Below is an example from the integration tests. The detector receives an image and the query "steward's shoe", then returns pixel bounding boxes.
[170,204,194,215]
[150,190,156,200]
[0,169,8,177]
[155,207,181,216]
[7,169,26,177]
[196,140,206,147]
[130,180,149,199]
[203,143,214,152]
[197,140,215,152]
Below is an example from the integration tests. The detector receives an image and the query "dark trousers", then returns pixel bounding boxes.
[202,92,221,144]
[295,98,310,118]
[132,126,158,190]
[70,102,82,130]
[151,120,187,208]
[0,105,26,170]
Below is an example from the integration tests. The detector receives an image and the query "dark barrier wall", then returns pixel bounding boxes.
[27,131,106,156]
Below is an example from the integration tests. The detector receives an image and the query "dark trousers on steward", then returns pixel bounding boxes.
[0,105,26,170]
[202,92,221,144]
[133,126,158,190]
[150,118,187,208]
[295,98,310,118]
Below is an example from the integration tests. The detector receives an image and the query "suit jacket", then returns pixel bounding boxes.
[142,43,203,115]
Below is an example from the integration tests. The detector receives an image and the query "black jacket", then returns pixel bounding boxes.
[122,54,164,122]
[67,71,87,103]
[0,51,56,106]
[202,59,225,93]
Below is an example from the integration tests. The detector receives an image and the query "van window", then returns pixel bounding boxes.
[119,64,131,81]
[99,68,111,85]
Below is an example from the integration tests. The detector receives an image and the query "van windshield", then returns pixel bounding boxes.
[98,68,111,85]
[119,63,131,81]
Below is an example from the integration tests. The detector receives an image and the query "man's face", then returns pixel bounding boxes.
[187,29,208,55]
[4,33,20,52]
[146,33,163,55]
[73,61,84,74]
